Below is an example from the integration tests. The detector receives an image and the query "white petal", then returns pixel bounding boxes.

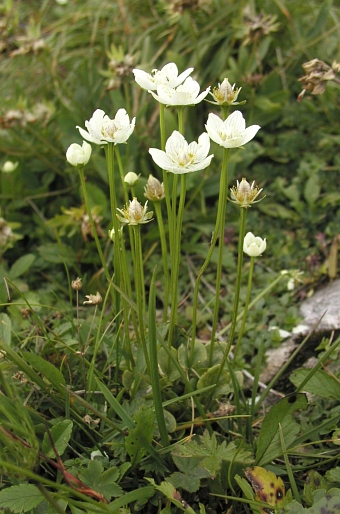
[133,69,155,90]
[175,67,194,86]
[240,125,261,145]
[149,148,174,170]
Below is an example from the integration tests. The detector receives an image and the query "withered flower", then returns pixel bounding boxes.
[298,59,340,101]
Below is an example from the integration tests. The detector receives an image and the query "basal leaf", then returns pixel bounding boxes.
[22,352,66,391]
[290,369,340,400]
[125,404,154,466]
[0,313,11,346]
[42,419,73,458]
[0,484,44,512]
[256,394,307,466]
[8,254,36,280]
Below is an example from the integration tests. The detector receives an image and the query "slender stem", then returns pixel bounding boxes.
[234,256,255,360]
[115,146,129,204]
[105,143,123,315]
[77,167,110,281]
[167,107,186,346]
[190,148,229,363]
[216,271,286,338]
[206,207,247,408]
[225,207,247,358]
[149,268,170,447]
[154,202,169,321]
[168,174,186,346]
[133,225,150,371]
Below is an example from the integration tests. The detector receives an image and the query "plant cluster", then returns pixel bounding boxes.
[1,1,340,513]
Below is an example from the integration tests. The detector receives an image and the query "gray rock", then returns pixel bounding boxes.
[300,279,340,331]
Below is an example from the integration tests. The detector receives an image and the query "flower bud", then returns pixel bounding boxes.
[243,232,266,257]
[230,178,263,208]
[210,78,242,106]
[2,161,19,173]
[144,175,165,201]
[66,141,92,167]
[124,171,140,187]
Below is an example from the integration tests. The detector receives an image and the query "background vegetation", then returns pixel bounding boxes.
[0,0,340,513]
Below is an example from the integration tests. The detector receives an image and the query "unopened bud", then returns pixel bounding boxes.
[71,277,82,290]
[144,175,165,201]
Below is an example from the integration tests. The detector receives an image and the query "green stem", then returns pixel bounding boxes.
[168,174,186,346]
[133,225,150,371]
[154,202,169,321]
[233,256,255,360]
[167,107,186,346]
[115,145,129,204]
[206,207,247,408]
[190,148,229,364]
[216,271,286,338]
[149,268,170,447]
[77,167,110,281]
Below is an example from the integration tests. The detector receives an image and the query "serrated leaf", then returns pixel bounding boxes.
[0,484,44,512]
[125,405,154,466]
[290,369,340,400]
[172,431,253,478]
[0,313,11,345]
[170,455,210,492]
[9,254,36,280]
[256,394,307,466]
[42,419,73,458]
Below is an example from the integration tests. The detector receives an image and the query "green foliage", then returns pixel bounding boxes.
[256,394,308,466]
[0,484,45,513]
[0,0,340,512]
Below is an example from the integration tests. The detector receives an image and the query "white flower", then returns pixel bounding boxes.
[149,77,210,106]
[133,62,193,91]
[117,198,153,226]
[205,110,260,148]
[76,109,135,145]
[66,141,92,167]
[243,232,266,257]
[124,171,140,186]
[149,131,213,174]
[2,161,19,173]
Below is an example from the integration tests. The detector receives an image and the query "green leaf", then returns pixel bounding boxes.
[290,369,340,400]
[303,173,320,207]
[125,404,154,466]
[285,488,340,513]
[146,478,196,514]
[8,254,36,280]
[258,202,298,220]
[22,352,66,392]
[0,484,44,512]
[172,431,253,478]
[169,455,211,493]
[42,419,73,458]
[196,364,232,397]
[256,394,307,466]
[157,347,181,381]
[97,467,123,499]
[0,313,11,345]
[178,341,207,371]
